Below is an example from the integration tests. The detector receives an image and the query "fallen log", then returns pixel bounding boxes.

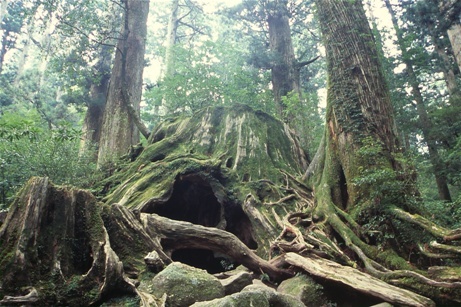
[283,252,435,307]
[139,211,292,282]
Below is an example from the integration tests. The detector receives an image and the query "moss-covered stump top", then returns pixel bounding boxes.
[140,262,225,306]
[105,105,309,210]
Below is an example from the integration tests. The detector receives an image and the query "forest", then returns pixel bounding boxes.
[1,0,461,306]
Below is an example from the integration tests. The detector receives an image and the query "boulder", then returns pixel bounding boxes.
[218,270,253,295]
[242,283,305,307]
[144,262,225,306]
[191,291,270,307]
[277,274,327,306]
[144,250,165,273]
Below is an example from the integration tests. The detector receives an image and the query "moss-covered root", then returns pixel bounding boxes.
[283,252,435,307]
[392,207,461,242]
[312,186,461,303]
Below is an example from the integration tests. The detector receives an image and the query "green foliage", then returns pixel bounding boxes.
[0,111,98,207]
[144,40,275,117]
[352,137,416,206]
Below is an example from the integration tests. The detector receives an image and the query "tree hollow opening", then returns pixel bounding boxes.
[148,173,258,271]
[150,174,222,227]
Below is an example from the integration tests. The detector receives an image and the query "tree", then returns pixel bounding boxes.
[0,0,26,74]
[438,0,461,71]
[164,0,179,79]
[97,0,150,165]
[231,0,319,122]
[304,0,461,301]
[385,0,452,202]
[80,45,112,155]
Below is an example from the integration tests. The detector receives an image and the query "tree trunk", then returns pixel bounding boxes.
[385,0,452,202]
[97,0,149,165]
[165,0,179,79]
[0,28,8,74]
[80,45,112,156]
[431,33,460,97]
[438,0,461,71]
[447,24,461,72]
[313,0,402,212]
[267,1,302,121]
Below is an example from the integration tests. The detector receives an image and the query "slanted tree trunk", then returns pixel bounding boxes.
[97,0,150,165]
[447,24,461,71]
[385,0,452,202]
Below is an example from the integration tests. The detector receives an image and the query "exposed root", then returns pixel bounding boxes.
[417,243,458,259]
[263,194,296,206]
[429,241,461,255]
[140,211,292,282]
[283,252,435,307]
[392,207,461,242]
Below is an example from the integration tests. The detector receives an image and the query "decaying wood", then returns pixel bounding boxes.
[283,253,435,307]
[0,287,38,304]
[139,210,292,282]
[393,207,461,242]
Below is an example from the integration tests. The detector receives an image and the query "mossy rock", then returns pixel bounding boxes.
[190,290,270,307]
[277,274,328,306]
[141,262,225,306]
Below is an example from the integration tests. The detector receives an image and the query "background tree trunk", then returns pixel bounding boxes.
[97,0,149,165]
[80,45,112,157]
[165,0,179,79]
[385,0,452,202]
[438,0,461,71]
[267,1,302,121]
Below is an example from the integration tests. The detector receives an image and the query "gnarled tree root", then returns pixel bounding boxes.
[138,210,292,282]
[282,252,435,307]
[392,207,461,242]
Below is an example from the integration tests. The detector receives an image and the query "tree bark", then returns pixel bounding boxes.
[385,0,452,202]
[314,0,402,211]
[165,0,179,79]
[97,0,150,165]
[80,45,112,156]
[437,0,461,71]
[267,0,302,121]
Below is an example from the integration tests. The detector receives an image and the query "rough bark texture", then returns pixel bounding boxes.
[267,1,301,120]
[313,0,402,212]
[0,178,138,306]
[97,0,149,165]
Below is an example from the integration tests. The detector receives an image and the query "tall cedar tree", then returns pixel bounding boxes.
[97,0,150,165]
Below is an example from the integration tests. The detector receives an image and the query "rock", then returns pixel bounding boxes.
[144,250,165,273]
[242,283,306,307]
[218,270,253,295]
[191,291,270,307]
[277,274,327,306]
[145,262,225,306]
